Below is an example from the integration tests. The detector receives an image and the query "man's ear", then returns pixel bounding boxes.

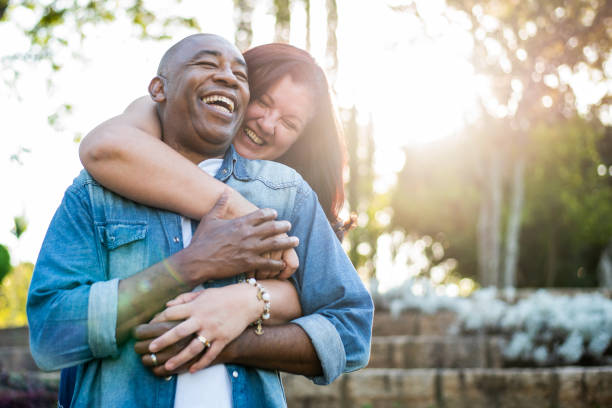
[148,76,166,102]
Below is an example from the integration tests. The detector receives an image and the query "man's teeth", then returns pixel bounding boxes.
[244,128,264,145]
[201,95,234,113]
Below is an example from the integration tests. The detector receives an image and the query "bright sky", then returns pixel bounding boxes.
[0,0,603,264]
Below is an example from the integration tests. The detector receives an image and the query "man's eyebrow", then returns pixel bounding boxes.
[189,50,247,68]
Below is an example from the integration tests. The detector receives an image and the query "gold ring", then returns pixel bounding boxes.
[150,353,158,366]
[196,335,210,348]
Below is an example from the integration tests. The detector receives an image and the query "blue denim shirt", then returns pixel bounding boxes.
[27,146,373,408]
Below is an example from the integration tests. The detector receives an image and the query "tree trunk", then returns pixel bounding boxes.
[0,0,8,21]
[503,156,525,289]
[274,0,291,43]
[478,153,503,287]
[490,156,503,288]
[233,0,255,51]
[303,0,311,51]
[545,228,557,286]
[325,0,338,87]
[597,240,612,288]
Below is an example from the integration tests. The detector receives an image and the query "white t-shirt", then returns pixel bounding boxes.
[174,158,232,408]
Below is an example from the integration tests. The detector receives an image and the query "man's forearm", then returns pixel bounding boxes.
[218,323,322,377]
[116,252,198,344]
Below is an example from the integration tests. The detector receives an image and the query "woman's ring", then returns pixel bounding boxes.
[197,335,210,348]
[150,353,158,366]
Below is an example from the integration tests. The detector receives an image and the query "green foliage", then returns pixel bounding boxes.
[392,135,482,279]
[0,262,33,328]
[0,244,10,284]
[11,215,28,239]
[1,1,199,75]
[520,119,612,286]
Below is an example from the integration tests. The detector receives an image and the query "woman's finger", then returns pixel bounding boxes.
[166,291,201,307]
[189,341,224,373]
[164,336,210,371]
[134,321,181,341]
[150,303,191,323]
[149,319,198,353]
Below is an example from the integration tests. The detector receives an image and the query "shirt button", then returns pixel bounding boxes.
[232,370,238,378]
[222,169,228,174]
[173,236,180,243]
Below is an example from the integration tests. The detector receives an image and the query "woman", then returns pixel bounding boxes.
[80,43,348,234]
[60,43,350,407]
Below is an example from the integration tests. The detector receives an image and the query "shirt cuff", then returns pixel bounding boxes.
[88,278,120,358]
[291,314,346,385]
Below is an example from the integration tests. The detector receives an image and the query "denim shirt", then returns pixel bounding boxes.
[27,146,373,408]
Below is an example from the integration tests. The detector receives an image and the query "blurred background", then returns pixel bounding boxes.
[3,0,611,322]
[1,1,611,406]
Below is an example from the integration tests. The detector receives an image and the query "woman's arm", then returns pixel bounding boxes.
[133,279,303,373]
[79,96,257,219]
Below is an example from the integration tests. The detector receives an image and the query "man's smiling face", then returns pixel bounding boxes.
[155,34,250,162]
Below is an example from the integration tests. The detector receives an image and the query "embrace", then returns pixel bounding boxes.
[27,33,373,407]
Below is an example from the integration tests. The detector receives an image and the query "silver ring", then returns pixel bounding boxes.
[150,353,158,366]
[197,335,210,348]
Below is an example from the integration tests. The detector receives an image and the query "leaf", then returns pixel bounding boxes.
[11,215,28,239]
[0,245,10,285]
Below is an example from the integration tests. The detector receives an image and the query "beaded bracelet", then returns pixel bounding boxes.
[246,278,271,335]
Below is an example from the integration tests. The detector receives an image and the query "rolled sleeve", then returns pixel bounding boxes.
[292,314,346,385]
[88,278,120,358]
[289,182,374,384]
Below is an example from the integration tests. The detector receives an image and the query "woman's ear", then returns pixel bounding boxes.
[148,76,166,102]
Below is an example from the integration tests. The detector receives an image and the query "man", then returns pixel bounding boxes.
[27,34,373,407]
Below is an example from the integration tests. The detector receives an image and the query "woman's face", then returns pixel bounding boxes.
[233,75,316,161]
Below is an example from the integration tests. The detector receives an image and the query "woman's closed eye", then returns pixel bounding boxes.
[283,119,297,130]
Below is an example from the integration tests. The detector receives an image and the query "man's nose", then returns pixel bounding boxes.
[213,65,239,88]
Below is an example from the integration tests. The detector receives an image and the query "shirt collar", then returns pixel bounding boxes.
[215,144,251,182]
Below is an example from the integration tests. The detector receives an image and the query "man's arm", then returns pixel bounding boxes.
[27,184,296,371]
[133,180,373,383]
[135,323,323,377]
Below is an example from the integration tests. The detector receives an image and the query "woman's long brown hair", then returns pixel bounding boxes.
[243,44,347,234]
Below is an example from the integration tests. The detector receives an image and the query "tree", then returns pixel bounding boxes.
[1,1,199,80]
[234,0,256,51]
[395,0,612,287]
[0,244,10,285]
[274,0,291,42]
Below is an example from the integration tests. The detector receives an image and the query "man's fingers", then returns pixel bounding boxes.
[251,220,291,237]
[241,208,277,226]
[165,336,209,371]
[149,319,198,353]
[189,341,224,373]
[252,257,286,271]
[133,321,180,340]
[256,235,299,253]
[254,270,281,280]
[134,339,153,354]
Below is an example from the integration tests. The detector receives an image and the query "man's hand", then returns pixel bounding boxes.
[134,321,196,377]
[249,245,299,280]
[177,192,299,284]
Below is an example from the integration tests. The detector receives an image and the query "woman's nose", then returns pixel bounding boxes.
[257,111,278,136]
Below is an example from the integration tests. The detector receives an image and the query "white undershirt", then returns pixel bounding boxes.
[174,158,233,408]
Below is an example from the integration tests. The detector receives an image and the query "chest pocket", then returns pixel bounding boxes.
[98,222,148,279]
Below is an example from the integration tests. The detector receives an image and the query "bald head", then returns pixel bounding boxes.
[148,33,250,164]
[157,33,241,79]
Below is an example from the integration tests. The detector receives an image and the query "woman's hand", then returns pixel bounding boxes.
[147,284,261,373]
